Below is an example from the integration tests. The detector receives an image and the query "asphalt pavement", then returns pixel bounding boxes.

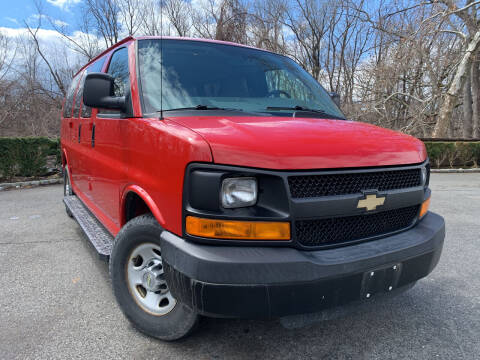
[0,174,479,359]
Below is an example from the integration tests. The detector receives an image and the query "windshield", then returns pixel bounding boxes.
[137,39,345,119]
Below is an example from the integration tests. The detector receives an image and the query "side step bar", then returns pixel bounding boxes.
[64,195,113,259]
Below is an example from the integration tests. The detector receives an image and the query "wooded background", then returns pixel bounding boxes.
[1,0,479,139]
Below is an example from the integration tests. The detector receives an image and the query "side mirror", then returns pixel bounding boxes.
[83,72,126,111]
[329,92,341,108]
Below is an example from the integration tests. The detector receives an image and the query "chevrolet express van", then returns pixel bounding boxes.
[61,36,445,340]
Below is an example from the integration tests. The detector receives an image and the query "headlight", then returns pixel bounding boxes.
[421,166,428,185]
[221,177,257,208]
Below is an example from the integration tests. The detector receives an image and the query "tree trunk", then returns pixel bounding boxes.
[471,59,480,138]
[433,29,480,138]
[463,73,473,138]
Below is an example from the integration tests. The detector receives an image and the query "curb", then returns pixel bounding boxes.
[431,168,480,173]
[0,178,63,191]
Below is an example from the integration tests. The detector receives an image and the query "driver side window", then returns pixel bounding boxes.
[99,47,130,114]
[265,69,312,101]
[108,47,130,97]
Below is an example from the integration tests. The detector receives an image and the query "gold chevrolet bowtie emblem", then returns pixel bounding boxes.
[357,194,385,211]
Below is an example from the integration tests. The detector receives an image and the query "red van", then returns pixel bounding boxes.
[61,36,445,340]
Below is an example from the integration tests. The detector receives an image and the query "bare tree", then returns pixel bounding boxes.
[471,56,480,137]
[0,31,16,82]
[0,31,18,129]
[118,0,148,36]
[281,0,331,80]
[192,0,249,43]
[83,0,121,48]
[322,0,372,104]
[249,0,288,53]
[45,9,101,60]
[0,34,70,137]
[433,28,480,137]
[165,0,192,36]
[432,0,480,138]
[2,0,479,139]
[24,21,67,96]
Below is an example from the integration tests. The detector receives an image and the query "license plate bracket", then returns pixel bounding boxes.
[360,263,402,299]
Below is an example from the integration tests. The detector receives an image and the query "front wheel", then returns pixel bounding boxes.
[109,214,198,341]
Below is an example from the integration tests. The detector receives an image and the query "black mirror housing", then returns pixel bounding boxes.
[329,92,341,108]
[83,72,126,111]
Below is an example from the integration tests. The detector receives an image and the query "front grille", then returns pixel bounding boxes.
[288,168,421,198]
[295,205,420,247]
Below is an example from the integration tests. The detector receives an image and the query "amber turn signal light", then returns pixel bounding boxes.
[419,197,431,218]
[185,216,290,240]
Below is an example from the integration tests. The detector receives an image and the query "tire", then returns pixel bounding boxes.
[109,214,199,341]
[63,167,73,218]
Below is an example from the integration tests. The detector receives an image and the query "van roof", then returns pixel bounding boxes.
[74,36,272,77]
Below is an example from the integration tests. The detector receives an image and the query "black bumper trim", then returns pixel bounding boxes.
[160,212,444,318]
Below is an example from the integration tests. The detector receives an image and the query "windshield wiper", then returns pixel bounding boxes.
[265,106,345,119]
[266,106,327,113]
[162,105,241,112]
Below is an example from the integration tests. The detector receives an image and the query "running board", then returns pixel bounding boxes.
[64,195,113,259]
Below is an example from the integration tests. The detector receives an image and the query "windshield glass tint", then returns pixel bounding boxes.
[137,39,344,118]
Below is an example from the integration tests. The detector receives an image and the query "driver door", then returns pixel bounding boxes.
[87,46,132,229]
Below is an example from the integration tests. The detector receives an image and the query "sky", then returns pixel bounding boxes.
[0,0,93,84]
[0,0,81,33]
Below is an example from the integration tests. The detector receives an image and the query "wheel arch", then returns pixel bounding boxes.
[121,185,166,227]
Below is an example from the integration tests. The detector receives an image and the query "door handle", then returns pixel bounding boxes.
[78,124,82,143]
[91,123,96,147]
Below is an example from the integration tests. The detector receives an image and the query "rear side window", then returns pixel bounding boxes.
[79,57,106,118]
[63,75,81,118]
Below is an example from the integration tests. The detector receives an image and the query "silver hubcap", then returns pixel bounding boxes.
[126,243,176,315]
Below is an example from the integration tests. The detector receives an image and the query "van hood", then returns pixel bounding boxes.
[168,115,426,170]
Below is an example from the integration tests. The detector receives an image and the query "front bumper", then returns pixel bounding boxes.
[160,212,445,319]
